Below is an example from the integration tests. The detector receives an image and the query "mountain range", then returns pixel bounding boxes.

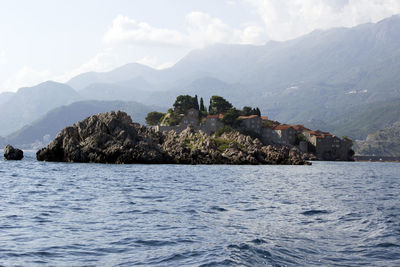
[1,15,399,154]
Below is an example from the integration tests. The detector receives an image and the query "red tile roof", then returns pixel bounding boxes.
[238,115,259,120]
[273,125,293,130]
[292,124,311,132]
[207,115,218,119]
[206,114,224,119]
[306,130,319,135]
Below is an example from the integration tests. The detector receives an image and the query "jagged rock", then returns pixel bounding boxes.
[37,111,310,165]
[37,111,169,164]
[4,145,23,160]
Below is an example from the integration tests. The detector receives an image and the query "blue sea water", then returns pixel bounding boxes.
[0,151,399,266]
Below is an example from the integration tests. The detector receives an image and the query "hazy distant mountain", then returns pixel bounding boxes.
[79,83,149,103]
[145,77,247,108]
[67,63,156,91]
[0,81,80,136]
[6,100,158,148]
[0,92,15,105]
[0,136,6,148]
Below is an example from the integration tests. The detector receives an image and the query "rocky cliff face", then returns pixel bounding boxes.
[355,122,400,156]
[36,111,310,165]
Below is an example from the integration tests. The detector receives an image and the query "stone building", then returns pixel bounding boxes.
[273,125,296,145]
[203,114,224,134]
[260,124,296,145]
[261,127,279,144]
[238,115,262,133]
[181,108,199,126]
[301,129,353,160]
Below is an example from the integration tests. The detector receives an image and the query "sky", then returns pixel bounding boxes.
[0,0,399,93]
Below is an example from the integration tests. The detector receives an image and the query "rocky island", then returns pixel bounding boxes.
[36,111,309,165]
[4,145,24,160]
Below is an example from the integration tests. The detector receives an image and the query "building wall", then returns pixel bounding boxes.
[261,127,281,144]
[182,116,199,126]
[156,119,223,135]
[299,141,308,153]
[261,127,296,145]
[204,118,223,134]
[276,128,296,145]
[241,117,262,133]
[310,135,353,161]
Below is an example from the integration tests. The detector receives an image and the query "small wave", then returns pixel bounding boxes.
[251,238,267,244]
[199,259,237,266]
[210,206,228,212]
[376,242,400,248]
[243,208,258,212]
[301,210,330,216]
[5,251,63,258]
[146,250,202,265]
[116,209,141,215]
[134,239,177,247]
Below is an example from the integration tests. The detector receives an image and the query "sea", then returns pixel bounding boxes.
[0,151,399,266]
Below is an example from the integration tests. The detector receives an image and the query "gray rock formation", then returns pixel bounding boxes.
[36,111,310,165]
[4,145,23,160]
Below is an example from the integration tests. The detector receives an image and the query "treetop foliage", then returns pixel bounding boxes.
[209,95,233,115]
[145,111,165,126]
[173,95,199,115]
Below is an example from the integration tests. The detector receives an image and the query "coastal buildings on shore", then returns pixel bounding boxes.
[153,108,353,161]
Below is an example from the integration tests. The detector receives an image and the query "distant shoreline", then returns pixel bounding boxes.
[354,155,400,162]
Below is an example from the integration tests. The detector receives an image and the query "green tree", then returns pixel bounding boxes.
[215,125,234,136]
[199,97,206,112]
[255,107,261,116]
[160,109,181,126]
[145,111,165,126]
[173,95,198,114]
[222,108,240,127]
[194,95,199,110]
[242,106,253,116]
[209,95,233,115]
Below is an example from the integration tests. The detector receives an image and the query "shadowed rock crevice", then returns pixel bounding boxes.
[36,111,310,165]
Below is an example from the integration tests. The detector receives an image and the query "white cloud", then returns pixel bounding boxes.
[136,56,159,68]
[136,56,174,70]
[248,0,400,41]
[156,61,174,70]
[185,11,267,46]
[104,12,268,48]
[54,49,121,83]
[2,66,52,92]
[0,50,5,63]
[104,15,186,46]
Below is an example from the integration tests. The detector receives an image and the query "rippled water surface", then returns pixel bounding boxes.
[0,152,399,266]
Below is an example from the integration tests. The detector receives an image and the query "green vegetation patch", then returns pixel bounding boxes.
[212,137,245,153]
[215,125,234,136]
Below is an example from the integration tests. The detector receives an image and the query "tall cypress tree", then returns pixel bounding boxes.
[200,97,205,112]
[194,95,199,110]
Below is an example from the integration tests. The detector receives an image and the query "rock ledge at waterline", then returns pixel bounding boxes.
[36,111,310,165]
